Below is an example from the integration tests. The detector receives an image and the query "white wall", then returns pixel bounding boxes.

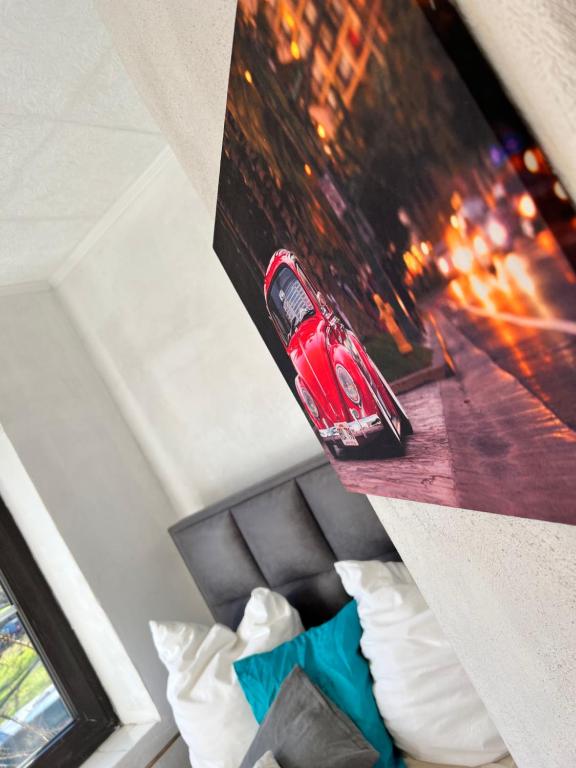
[0,286,211,765]
[0,426,157,727]
[55,150,320,518]
[59,2,576,766]
[368,496,576,768]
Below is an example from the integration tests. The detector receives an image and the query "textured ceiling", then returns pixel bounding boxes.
[0,0,167,286]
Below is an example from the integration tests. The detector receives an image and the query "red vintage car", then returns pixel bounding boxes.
[264,250,413,459]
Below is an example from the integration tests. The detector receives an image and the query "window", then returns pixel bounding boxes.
[0,496,117,768]
[266,266,315,343]
[337,54,353,86]
[312,52,327,89]
[319,25,335,55]
[327,87,339,109]
[328,0,344,23]
[304,2,318,26]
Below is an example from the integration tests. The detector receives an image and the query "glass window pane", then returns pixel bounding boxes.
[0,584,73,768]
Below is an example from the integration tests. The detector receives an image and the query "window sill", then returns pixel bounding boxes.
[81,723,158,768]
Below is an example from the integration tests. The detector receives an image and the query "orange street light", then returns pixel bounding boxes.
[517,193,537,219]
[505,253,535,296]
[317,124,327,139]
[437,257,451,277]
[304,163,312,177]
[449,279,466,303]
[452,246,474,274]
[554,181,569,201]
[450,191,462,210]
[290,40,301,59]
[523,149,539,173]
[473,234,489,258]
[244,69,253,84]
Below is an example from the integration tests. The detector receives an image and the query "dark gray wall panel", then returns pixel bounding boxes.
[170,457,400,629]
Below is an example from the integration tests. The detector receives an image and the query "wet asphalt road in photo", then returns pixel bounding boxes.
[440,244,576,430]
[333,239,576,524]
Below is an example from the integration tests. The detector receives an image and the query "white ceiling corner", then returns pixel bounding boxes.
[0,0,167,286]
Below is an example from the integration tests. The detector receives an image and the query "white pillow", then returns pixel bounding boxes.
[252,752,282,768]
[150,588,302,768]
[335,561,508,767]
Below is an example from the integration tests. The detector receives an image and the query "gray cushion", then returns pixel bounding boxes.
[212,572,350,631]
[231,481,335,587]
[174,511,265,605]
[275,571,350,629]
[297,466,399,561]
[239,666,379,768]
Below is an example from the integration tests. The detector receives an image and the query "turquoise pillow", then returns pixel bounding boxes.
[234,600,404,768]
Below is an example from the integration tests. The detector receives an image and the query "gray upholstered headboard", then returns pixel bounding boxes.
[169,456,400,629]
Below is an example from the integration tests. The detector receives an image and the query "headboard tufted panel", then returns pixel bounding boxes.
[169,457,400,629]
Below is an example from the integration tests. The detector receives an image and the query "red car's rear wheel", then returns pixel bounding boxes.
[370,408,405,458]
[360,372,407,457]
[325,440,354,461]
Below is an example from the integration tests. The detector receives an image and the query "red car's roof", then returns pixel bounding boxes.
[264,249,297,296]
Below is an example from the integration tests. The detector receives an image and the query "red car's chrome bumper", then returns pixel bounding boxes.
[319,414,382,442]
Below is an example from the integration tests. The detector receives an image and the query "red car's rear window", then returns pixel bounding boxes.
[267,266,314,343]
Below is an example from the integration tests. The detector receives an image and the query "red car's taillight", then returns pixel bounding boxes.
[335,364,361,405]
[297,381,319,419]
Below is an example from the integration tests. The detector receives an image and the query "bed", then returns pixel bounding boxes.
[166,457,514,768]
